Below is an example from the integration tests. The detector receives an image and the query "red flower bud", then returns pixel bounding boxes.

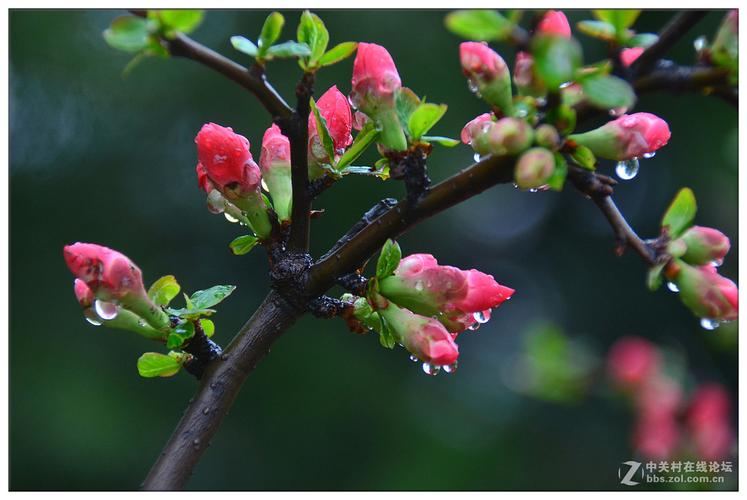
[607,336,660,388]
[460,112,494,149]
[378,302,459,365]
[195,162,213,193]
[259,124,293,222]
[350,43,401,111]
[64,243,146,301]
[195,123,262,196]
[569,112,671,161]
[620,47,644,67]
[537,10,571,38]
[679,226,731,266]
[308,85,353,165]
[674,262,738,321]
[74,278,95,308]
[460,42,513,114]
[514,147,555,189]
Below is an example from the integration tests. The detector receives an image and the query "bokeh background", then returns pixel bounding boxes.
[10,9,738,490]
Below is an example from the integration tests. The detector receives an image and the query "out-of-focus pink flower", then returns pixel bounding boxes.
[259,124,293,222]
[687,384,734,459]
[378,253,514,333]
[636,375,683,420]
[195,123,262,196]
[633,413,680,460]
[74,278,95,308]
[620,47,645,67]
[350,42,401,112]
[460,112,494,145]
[675,263,738,321]
[569,112,671,161]
[679,226,731,266]
[63,243,147,302]
[309,85,353,165]
[607,336,660,388]
[537,10,571,37]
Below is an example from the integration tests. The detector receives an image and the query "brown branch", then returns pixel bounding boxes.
[633,64,731,94]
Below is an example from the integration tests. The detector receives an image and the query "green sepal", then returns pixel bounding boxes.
[569,145,597,170]
[376,239,402,281]
[661,188,697,238]
[546,153,568,191]
[647,262,666,291]
[378,315,397,349]
[395,87,422,136]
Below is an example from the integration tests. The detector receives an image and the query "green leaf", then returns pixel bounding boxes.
[580,74,636,110]
[318,42,358,67]
[229,235,259,255]
[628,33,658,48]
[444,10,512,41]
[310,97,336,161]
[297,10,329,68]
[189,285,237,310]
[165,306,216,319]
[394,87,422,136]
[148,275,181,307]
[647,262,666,291]
[421,136,460,147]
[199,318,215,338]
[265,41,311,59]
[231,36,259,57]
[593,10,640,34]
[258,12,284,54]
[378,315,396,349]
[104,16,150,53]
[661,188,697,238]
[137,352,182,378]
[531,35,582,90]
[408,103,448,140]
[376,239,402,281]
[569,145,596,170]
[335,122,380,170]
[576,20,617,41]
[546,153,568,191]
[157,10,204,34]
[166,321,196,349]
[340,165,390,179]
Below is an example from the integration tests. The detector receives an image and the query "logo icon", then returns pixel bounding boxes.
[618,461,643,486]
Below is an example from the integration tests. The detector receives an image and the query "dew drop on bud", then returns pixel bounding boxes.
[224,212,239,223]
[666,282,679,293]
[473,153,482,163]
[467,80,479,94]
[700,318,721,330]
[642,152,656,159]
[261,179,270,192]
[94,300,118,320]
[467,322,480,331]
[559,81,573,89]
[615,158,640,180]
[693,36,707,52]
[84,309,103,326]
[422,362,441,376]
[528,188,538,193]
[443,361,458,374]
[414,280,424,291]
[409,354,419,363]
[473,310,491,324]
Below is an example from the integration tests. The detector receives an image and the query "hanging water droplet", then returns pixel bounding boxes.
[710,259,723,268]
[528,188,538,193]
[535,97,547,107]
[473,153,482,163]
[94,300,118,320]
[414,280,424,291]
[615,158,640,180]
[559,81,573,89]
[409,354,419,363]
[84,309,102,326]
[261,179,270,192]
[642,151,656,159]
[515,108,528,118]
[467,322,480,331]
[467,80,479,94]
[224,212,239,223]
[473,310,491,324]
[666,282,679,293]
[700,318,720,330]
[608,107,627,117]
[512,183,519,189]
[206,190,225,215]
[693,36,707,52]
[422,362,441,376]
[443,361,458,374]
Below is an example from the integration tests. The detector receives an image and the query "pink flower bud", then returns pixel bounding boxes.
[607,336,660,388]
[195,123,262,197]
[679,226,731,266]
[569,112,671,161]
[460,42,513,114]
[378,254,514,333]
[487,117,534,155]
[350,43,401,112]
[674,263,738,321]
[259,124,293,222]
[620,47,645,67]
[514,147,555,189]
[534,124,560,149]
[378,302,459,365]
[74,278,95,308]
[308,85,353,165]
[460,112,494,152]
[687,384,734,459]
[537,10,571,38]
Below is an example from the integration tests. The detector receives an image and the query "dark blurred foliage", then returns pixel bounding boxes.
[10,9,737,490]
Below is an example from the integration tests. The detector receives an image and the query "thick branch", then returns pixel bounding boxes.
[633,64,731,94]
[142,291,302,490]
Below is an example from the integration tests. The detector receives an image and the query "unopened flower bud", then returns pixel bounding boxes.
[687,383,734,460]
[514,147,555,189]
[678,226,731,266]
[673,262,738,321]
[620,47,644,67]
[259,124,293,222]
[487,117,534,155]
[537,10,571,37]
[308,85,353,165]
[534,124,560,149]
[460,113,493,147]
[460,42,513,115]
[568,112,671,161]
[74,278,95,308]
[513,51,545,97]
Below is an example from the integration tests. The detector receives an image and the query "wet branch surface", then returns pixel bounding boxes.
[141,11,734,490]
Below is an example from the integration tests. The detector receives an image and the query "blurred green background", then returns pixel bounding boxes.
[10,9,737,491]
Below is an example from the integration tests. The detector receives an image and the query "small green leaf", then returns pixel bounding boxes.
[335,121,380,170]
[265,41,311,59]
[148,275,181,307]
[199,318,215,338]
[297,10,329,68]
[531,35,582,90]
[628,33,658,48]
[137,352,182,378]
[576,20,617,41]
[546,153,568,191]
[231,36,259,57]
[104,16,150,53]
[593,10,640,34]
[167,321,196,349]
[258,12,285,54]
[157,10,204,34]
[378,315,396,349]
[444,10,512,41]
[569,145,596,170]
[394,87,422,135]
[310,97,336,161]
[580,74,636,110]
[230,235,259,255]
[376,239,402,281]
[661,188,697,238]
[189,285,237,310]
[647,262,666,291]
[318,41,358,67]
[408,103,448,140]
[421,136,460,147]
[165,307,216,319]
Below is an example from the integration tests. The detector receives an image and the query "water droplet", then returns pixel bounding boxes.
[467,80,479,94]
[666,282,679,293]
[528,188,538,193]
[467,322,480,331]
[473,310,491,324]
[261,179,270,192]
[535,97,547,107]
[224,212,239,223]
[512,183,519,189]
[473,153,482,163]
[615,158,640,180]
[515,108,528,118]
[608,107,627,117]
[559,81,573,89]
[710,259,723,268]
[414,280,424,291]
[422,362,441,376]
[693,36,707,52]
[409,354,419,363]
[700,318,720,330]
[443,361,458,374]
[84,309,102,326]
[94,300,118,320]
[643,151,656,159]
